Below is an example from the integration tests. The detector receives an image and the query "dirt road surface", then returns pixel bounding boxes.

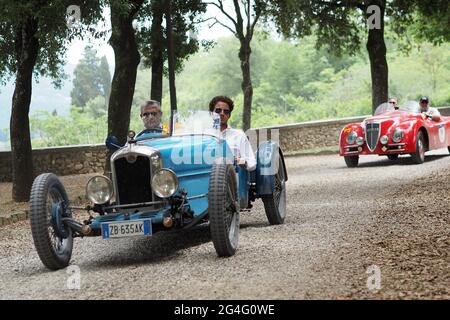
[0,151,449,299]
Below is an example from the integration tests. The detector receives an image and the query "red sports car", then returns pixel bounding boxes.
[339,101,450,167]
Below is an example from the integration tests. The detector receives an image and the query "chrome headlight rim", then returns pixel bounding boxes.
[392,128,404,143]
[151,168,179,198]
[346,131,358,145]
[356,136,365,146]
[380,135,389,145]
[86,175,114,205]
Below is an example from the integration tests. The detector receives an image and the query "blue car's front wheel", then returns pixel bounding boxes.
[30,173,73,270]
[209,160,240,257]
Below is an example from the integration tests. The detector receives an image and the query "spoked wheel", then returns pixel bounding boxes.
[262,155,287,225]
[411,131,426,164]
[30,173,73,270]
[344,156,359,168]
[209,160,240,257]
[387,154,399,161]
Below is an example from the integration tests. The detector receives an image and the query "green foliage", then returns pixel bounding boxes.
[28,35,450,147]
[136,0,208,74]
[136,35,448,130]
[0,0,103,87]
[30,107,107,147]
[393,0,450,45]
[71,46,111,110]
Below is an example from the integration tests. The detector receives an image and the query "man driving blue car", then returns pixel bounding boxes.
[137,100,164,137]
[209,96,257,171]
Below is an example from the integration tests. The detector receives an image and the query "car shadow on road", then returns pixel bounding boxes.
[240,221,270,230]
[81,224,213,269]
[356,154,448,168]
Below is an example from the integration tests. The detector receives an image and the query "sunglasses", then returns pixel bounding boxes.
[142,112,159,118]
[214,108,231,115]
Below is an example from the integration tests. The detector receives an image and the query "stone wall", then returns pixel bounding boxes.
[0,107,449,182]
[250,115,367,154]
[0,144,107,182]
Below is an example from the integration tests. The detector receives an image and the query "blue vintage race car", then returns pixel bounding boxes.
[29,111,288,270]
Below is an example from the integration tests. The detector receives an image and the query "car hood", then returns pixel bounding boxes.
[135,134,233,173]
[363,111,420,128]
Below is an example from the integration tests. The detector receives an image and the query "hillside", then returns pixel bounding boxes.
[0,64,75,134]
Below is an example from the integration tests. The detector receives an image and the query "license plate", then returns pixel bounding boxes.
[101,219,152,239]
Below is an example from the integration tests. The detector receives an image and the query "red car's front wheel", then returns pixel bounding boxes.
[411,131,426,164]
[344,156,359,168]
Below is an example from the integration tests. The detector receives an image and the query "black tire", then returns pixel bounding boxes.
[30,173,73,270]
[448,146,450,154]
[262,155,287,225]
[344,156,359,168]
[411,131,426,164]
[209,160,240,257]
[387,154,399,161]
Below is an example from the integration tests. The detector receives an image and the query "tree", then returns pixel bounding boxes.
[99,56,112,108]
[266,0,389,113]
[406,0,450,44]
[266,0,450,113]
[207,0,267,131]
[71,46,111,111]
[0,0,102,201]
[136,0,207,102]
[71,46,105,109]
[108,0,144,145]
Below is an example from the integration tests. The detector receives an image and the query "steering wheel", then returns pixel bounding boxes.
[136,128,164,138]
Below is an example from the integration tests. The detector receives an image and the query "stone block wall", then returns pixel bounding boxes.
[0,144,107,182]
[250,116,366,153]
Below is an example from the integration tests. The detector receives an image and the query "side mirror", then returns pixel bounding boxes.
[105,136,122,152]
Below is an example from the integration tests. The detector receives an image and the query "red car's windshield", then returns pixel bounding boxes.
[374,100,420,115]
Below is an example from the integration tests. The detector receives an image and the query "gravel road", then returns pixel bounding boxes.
[0,151,449,299]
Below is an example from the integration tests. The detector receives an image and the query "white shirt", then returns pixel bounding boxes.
[422,106,440,117]
[221,127,257,171]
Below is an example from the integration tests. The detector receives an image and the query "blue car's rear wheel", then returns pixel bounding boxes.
[262,155,287,225]
[209,160,239,257]
[30,173,73,270]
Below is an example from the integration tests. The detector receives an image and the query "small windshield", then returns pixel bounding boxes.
[172,110,221,137]
[398,100,420,113]
[374,102,395,115]
[374,100,421,115]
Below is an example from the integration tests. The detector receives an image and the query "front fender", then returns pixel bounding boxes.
[256,141,287,196]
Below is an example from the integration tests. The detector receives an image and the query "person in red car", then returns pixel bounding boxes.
[419,96,440,121]
[389,97,399,110]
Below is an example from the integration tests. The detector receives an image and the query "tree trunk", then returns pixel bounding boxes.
[150,9,164,102]
[166,0,177,114]
[239,40,253,131]
[108,0,142,145]
[366,0,388,114]
[10,18,39,202]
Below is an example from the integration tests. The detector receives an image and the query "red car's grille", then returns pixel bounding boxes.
[365,122,380,151]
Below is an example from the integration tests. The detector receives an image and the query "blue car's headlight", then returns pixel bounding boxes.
[152,169,178,198]
[86,176,114,204]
